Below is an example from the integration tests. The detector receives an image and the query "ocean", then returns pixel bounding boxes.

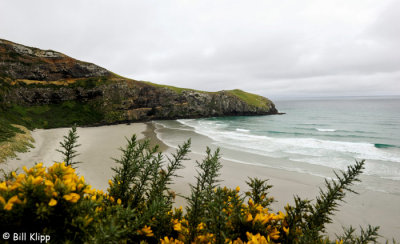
[153,96,400,195]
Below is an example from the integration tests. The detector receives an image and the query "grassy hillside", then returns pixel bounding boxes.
[143,81,273,110]
[0,75,107,144]
[142,81,209,94]
[226,89,272,109]
[2,102,104,129]
[0,117,24,142]
[0,124,34,163]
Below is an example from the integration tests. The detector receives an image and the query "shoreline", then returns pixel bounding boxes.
[1,122,399,241]
[149,122,400,241]
[140,122,169,152]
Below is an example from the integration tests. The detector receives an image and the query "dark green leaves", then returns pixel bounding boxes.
[56,125,81,168]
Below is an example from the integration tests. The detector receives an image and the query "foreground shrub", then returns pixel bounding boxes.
[0,162,101,242]
[0,133,387,243]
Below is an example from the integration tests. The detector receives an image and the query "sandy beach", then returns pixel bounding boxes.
[2,123,148,191]
[2,122,399,241]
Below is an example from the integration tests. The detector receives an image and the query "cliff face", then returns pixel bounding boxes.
[0,39,110,81]
[0,39,278,129]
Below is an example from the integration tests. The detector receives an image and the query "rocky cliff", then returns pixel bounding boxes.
[0,39,110,81]
[0,39,278,130]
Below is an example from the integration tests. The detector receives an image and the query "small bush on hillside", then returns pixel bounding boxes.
[0,132,389,243]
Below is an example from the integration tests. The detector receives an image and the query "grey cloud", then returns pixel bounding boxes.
[0,0,399,98]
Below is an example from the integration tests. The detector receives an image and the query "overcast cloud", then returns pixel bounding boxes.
[1,0,399,98]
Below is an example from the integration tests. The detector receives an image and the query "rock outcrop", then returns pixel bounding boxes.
[0,39,278,128]
[0,39,110,81]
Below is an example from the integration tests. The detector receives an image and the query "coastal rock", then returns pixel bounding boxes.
[0,39,278,127]
[0,39,110,81]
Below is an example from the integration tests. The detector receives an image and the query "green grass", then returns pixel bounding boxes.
[67,76,110,88]
[0,124,34,163]
[226,89,271,108]
[0,99,105,161]
[0,101,104,133]
[143,82,270,109]
[0,117,24,143]
[142,81,207,94]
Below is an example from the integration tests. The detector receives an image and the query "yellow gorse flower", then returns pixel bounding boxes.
[0,162,106,213]
[246,232,269,244]
[0,162,295,243]
[32,176,43,185]
[0,182,7,191]
[48,198,57,207]
[197,222,206,231]
[4,202,13,211]
[138,225,154,237]
[0,196,5,205]
[160,237,184,244]
[246,213,253,222]
[268,228,280,240]
[195,233,215,243]
[248,198,254,206]
[8,195,22,204]
[283,226,289,235]
[173,221,182,232]
[63,193,80,203]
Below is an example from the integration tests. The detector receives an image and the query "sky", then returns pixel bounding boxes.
[1,0,399,99]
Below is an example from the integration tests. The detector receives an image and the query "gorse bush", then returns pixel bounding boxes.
[0,162,104,243]
[56,125,81,168]
[0,131,389,243]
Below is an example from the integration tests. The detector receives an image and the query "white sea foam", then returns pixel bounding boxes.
[236,128,250,133]
[174,119,400,180]
[154,121,194,132]
[316,128,336,132]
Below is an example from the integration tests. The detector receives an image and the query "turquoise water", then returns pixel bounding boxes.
[154,97,400,194]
